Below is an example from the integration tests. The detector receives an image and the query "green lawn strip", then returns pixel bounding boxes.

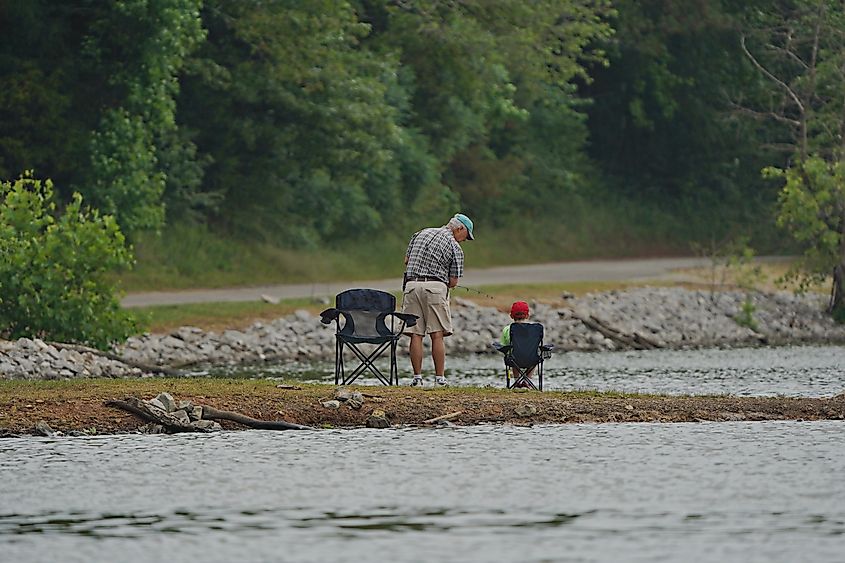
[138,298,327,333]
[0,378,681,403]
[0,377,296,400]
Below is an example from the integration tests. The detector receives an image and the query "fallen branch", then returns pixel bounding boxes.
[423,411,463,424]
[632,331,662,349]
[565,309,661,350]
[50,342,181,376]
[201,405,314,430]
[106,396,314,432]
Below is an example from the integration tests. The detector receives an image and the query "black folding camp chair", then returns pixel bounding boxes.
[320,289,418,385]
[491,322,553,391]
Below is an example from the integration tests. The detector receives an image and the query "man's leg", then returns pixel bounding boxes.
[430,331,445,375]
[409,334,424,375]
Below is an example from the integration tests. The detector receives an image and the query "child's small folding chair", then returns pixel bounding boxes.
[491,322,553,390]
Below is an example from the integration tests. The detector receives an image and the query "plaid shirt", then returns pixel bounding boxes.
[404,227,464,284]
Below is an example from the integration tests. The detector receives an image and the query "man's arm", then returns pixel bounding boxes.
[448,276,458,288]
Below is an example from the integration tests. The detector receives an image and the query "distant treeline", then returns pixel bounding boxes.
[0,1,796,248]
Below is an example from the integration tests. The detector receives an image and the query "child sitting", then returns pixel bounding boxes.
[501,301,530,345]
[501,301,535,387]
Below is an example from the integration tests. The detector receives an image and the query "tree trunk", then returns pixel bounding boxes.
[832,221,845,318]
[832,263,845,317]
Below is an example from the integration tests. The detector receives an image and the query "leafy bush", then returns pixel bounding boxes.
[0,173,137,348]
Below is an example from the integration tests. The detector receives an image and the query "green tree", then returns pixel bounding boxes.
[0,1,205,235]
[740,0,845,316]
[360,0,613,222]
[82,0,206,235]
[178,0,436,245]
[0,2,92,190]
[582,0,782,242]
[0,173,137,348]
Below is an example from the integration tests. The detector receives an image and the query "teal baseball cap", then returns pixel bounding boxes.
[455,213,474,240]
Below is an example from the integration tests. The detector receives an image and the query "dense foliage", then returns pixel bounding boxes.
[0,174,137,348]
[1,0,794,244]
[740,0,845,315]
[2,0,844,316]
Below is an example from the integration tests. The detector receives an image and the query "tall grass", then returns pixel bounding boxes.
[118,193,785,292]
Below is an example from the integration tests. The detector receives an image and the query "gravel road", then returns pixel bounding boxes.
[120,256,782,308]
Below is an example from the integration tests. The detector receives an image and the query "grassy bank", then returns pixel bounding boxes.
[117,196,701,293]
[1,379,843,436]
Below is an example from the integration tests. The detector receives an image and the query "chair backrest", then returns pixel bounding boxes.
[336,289,396,339]
[508,322,544,368]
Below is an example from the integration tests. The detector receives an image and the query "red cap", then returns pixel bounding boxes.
[510,301,530,319]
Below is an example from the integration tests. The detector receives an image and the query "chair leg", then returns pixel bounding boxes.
[538,360,544,391]
[343,341,393,385]
[390,340,398,385]
[335,338,342,385]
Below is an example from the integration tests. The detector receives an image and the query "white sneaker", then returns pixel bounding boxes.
[435,376,448,386]
[410,376,424,387]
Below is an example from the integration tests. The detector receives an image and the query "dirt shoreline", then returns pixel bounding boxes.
[1,379,843,436]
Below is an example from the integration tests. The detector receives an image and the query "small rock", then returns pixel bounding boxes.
[515,404,537,417]
[322,400,341,409]
[155,392,177,412]
[178,400,194,411]
[140,423,164,434]
[193,420,222,431]
[34,421,55,436]
[335,388,354,402]
[147,398,167,412]
[366,409,390,428]
[171,409,191,424]
[625,404,634,411]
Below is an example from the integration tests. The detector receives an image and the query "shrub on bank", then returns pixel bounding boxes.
[0,172,137,348]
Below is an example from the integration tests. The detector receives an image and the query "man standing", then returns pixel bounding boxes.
[402,213,474,386]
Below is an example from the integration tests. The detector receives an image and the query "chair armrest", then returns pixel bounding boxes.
[491,342,511,354]
[319,308,341,324]
[389,312,418,328]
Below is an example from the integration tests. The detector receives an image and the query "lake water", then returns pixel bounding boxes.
[2,345,844,562]
[1,422,844,563]
[217,344,845,398]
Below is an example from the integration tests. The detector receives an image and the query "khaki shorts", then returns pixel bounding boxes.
[401,281,452,336]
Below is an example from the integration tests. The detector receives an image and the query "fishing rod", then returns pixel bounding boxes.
[454,285,495,300]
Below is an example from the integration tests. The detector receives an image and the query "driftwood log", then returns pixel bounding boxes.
[201,405,313,430]
[563,310,662,350]
[106,396,314,432]
[423,411,463,424]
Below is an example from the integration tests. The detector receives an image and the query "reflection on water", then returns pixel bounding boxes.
[2,422,844,562]
[209,345,845,397]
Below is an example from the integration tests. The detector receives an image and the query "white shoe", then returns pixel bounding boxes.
[435,376,448,386]
[410,376,424,387]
